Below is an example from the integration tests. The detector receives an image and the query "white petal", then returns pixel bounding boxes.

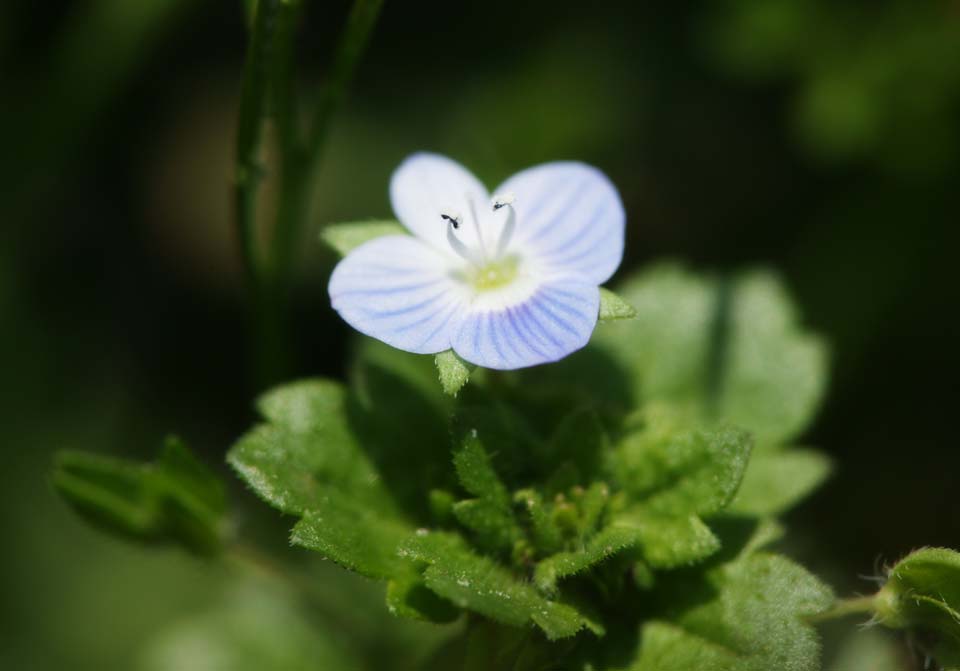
[451,279,600,370]
[329,235,467,354]
[390,152,491,256]
[493,162,625,285]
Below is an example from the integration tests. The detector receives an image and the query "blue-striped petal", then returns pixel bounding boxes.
[493,162,625,285]
[451,279,600,370]
[390,152,491,256]
[329,235,467,354]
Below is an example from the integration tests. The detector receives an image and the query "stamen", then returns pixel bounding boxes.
[491,192,517,257]
[465,195,488,262]
[492,192,516,210]
[440,210,462,229]
[442,211,483,267]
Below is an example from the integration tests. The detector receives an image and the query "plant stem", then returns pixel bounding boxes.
[234,0,281,289]
[270,0,385,282]
[808,594,878,623]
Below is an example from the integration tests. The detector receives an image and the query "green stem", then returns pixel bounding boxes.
[270,0,385,281]
[808,594,877,623]
[234,0,281,288]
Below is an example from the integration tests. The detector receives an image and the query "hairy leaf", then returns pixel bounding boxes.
[400,531,594,640]
[629,553,834,671]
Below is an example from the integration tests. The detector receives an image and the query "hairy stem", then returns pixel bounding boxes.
[808,594,877,623]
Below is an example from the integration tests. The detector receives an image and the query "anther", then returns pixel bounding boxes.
[440,211,462,229]
[491,192,516,211]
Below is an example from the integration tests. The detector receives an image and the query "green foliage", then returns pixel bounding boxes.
[52,437,227,555]
[598,287,637,322]
[594,264,827,446]
[436,349,475,397]
[627,551,833,671]
[222,262,848,667]
[321,219,407,256]
[874,548,960,669]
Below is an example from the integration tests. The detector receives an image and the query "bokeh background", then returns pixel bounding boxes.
[2,1,958,668]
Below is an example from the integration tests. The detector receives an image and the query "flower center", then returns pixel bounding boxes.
[469,255,520,291]
[442,192,519,292]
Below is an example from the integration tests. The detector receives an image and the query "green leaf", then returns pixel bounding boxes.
[596,264,828,445]
[436,349,475,396]
[451,431,522,553]
[399,531,594,640]
[623,512,721,569]
[875,547,960,668]
[386,576,460,623]
[728,448,832,516]
[534,523,643,592]
[290,499,413,580]
[629,553,834,671]
[228,380,396,517]
[598,287,638,322]
[140,583,359,671]
[52,437,227,555]
[321,219,407,256]
[609,409,752,517]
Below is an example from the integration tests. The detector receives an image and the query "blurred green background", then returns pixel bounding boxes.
[2,0,958,668]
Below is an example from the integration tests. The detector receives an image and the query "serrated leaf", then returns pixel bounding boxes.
[596,264,827,445]
[598,287,638,322]
[52,437,226,555]
[321,219,407,256]
[729,448,832,516]
[399,531,593,640]
[436,349,475,396]
[452,431,522,553]
[625,512,721,569]
[290,499,413,580]
[629,553,834,671]
[876,547,960,668]
[535,523,643,592]
[228,380,395,516]
[609,411,752,518]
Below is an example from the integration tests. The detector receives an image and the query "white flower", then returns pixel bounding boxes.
[329,152,625,370]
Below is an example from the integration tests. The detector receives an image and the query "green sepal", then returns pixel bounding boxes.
[598,287,638,322]
[321,219,407,256]
[436,349,475,396]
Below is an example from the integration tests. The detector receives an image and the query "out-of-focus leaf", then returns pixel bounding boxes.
[876,547,960,669]
[728,448,832,516]
[52,437,227,555]
[598,287,637,322]
[399,531,593,640]
[139,583,360,671]
[321,219,407,256]
[828,629,905,671]
[435,349,475,397]
[596,264,827,446]
[385,576,460,623]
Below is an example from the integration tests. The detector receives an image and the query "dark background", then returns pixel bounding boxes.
[2,1,958,668]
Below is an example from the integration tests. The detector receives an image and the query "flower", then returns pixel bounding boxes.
[328,153,625,370]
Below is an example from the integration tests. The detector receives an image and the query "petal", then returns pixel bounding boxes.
[329,235,468,354]
[493,162,625,285]
[390,152,491,255]
[451,279,600,370]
